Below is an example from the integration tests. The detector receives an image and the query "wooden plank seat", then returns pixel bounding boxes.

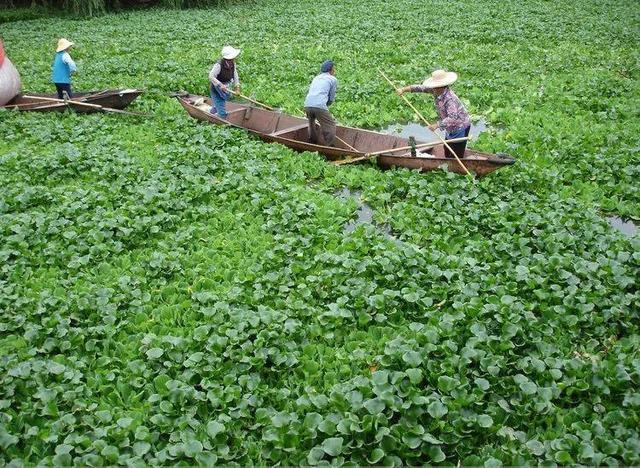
[270,123,309,137]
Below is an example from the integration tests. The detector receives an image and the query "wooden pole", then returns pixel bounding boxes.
[21,95,147,116]
[2,101,61,110]
[333,136,471,166]
[378,70,473,177]
[230,90,275,111]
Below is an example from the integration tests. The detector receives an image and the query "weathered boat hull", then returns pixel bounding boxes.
[175,93,515,176]
[2,89,143,112]
[377,150,515,177]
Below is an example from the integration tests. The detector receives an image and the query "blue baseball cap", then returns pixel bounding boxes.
[320,60,334,73]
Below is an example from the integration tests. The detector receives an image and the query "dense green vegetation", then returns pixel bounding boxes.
[1,0,232,18]
[1,0,639,464]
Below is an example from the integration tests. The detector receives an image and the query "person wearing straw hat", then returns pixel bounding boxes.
[208,45,241,118]
[397,69,471,158]
[304,60,338,147]
[51,38,77,99]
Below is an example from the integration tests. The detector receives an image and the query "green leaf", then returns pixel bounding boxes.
[184,439,203,457]
[475,378,490,391]
[520,381,538,395]
[307,447,324,465]
[437,375,457,392]
[372,370,389,385]
[146,348,164,359]
[406,368,423,384]
[304,412,323,430]
[133,441,151,456]
[117,417,134,429]
[363,397,385,415]
[428,445,446,462]
[402,351,422,367]
[368,448,385,464]
[477,414,493,428]
[427,400,448,419]
[321,437,343,456]
[101,445,119,463]
[484,457,502,467]
[402,434,422,449]
[526,439,545,456]
[423,433,443,444]
[554,451,573,463]
[579,443,595,460]
[195,452,218,465]
[95,410,112,423]
[55,444,74,455]
[206,421,225,438]
[53,453,72,465]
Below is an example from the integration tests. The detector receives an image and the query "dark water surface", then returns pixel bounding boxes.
[335,188,397,242]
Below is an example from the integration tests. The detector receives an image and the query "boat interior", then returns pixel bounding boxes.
[185,95,442,155]
[182,94,501,160]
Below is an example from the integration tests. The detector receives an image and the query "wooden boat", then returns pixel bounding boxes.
[174,93,515,176]
[1,89,143,113]
[0,41,21,106]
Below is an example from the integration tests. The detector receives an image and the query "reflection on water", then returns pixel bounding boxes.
[607,216,638,237]
[381,119,488,142]
[335,188,396,241]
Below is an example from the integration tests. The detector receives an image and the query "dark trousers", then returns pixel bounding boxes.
[54,83,72,99]
[445,126,470,158]
[304,106,336,147]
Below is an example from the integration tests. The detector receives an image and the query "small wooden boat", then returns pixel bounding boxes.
[174,93,515,177]
[1,89,143,113]
[0,41,21,106]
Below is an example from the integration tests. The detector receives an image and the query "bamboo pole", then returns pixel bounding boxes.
[378,70,473,177]
[21,95,147,116]
[231,90,275,111]
[332,136,471,166]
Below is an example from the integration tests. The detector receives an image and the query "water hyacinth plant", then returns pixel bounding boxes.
[0,0,638,464]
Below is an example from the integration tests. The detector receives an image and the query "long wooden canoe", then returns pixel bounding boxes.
[174,93,515,176]
[1,89,143,113]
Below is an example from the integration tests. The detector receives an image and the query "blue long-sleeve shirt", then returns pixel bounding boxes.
[51,51,77,84]
[304,72,337,110]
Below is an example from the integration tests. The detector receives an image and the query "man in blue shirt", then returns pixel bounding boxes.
[304,60,337,147]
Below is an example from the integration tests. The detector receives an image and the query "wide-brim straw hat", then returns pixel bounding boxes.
[56,38,74,52]
[422,69,458,88]
[221,45,241,60]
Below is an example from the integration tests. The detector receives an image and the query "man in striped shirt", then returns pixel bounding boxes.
[397,69,471,158]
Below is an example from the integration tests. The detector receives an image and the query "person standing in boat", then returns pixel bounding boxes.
[304,60,338,147]
[208,45,241,118]
[51,38,77,99]
[396,69,471,158]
